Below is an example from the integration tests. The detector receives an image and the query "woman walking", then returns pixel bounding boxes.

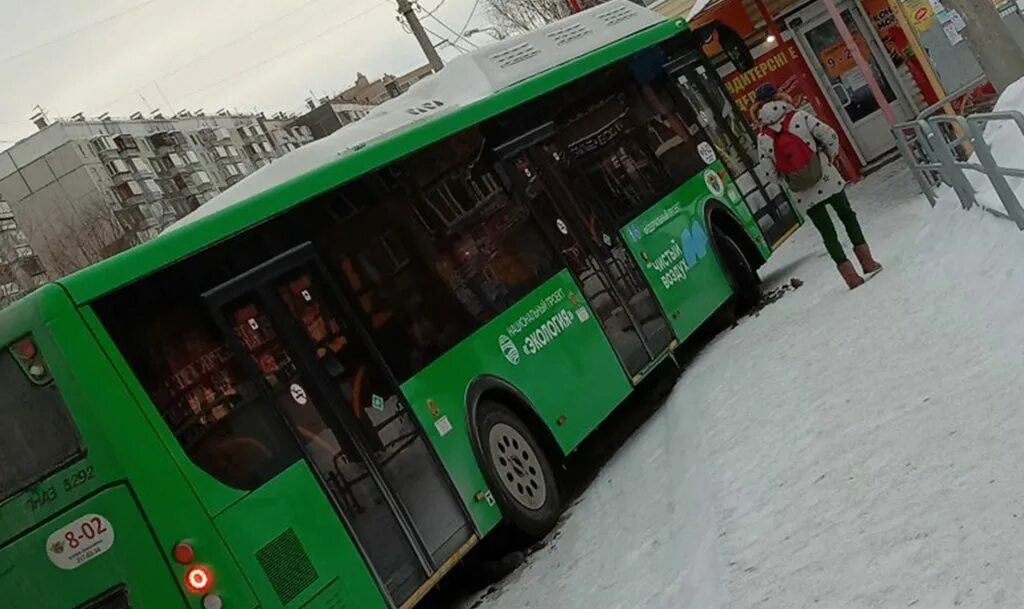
[754,84,882,289]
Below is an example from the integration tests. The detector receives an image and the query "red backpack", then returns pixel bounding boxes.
[762,111,823,192]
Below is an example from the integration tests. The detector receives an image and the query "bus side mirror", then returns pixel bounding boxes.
[695,21,755,73]
[717,25,755,72]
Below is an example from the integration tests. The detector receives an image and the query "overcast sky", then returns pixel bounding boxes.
[0,0,489,147]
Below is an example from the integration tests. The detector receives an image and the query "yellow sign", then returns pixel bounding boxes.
[902,0,937,32]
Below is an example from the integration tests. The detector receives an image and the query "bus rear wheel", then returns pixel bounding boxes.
[713,228,761,314]
[477,400,562,538]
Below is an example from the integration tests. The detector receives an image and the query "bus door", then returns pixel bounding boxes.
[665,51,801,249]
[204,244,472,608]
[496,126,675,381]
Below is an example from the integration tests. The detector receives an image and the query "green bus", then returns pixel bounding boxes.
[0,3,798,608]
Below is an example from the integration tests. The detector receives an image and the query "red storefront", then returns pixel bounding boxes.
[683,0,952,181]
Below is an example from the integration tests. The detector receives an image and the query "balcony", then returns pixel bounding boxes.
[172,171,217,193]
[113,133,141,156]
[91,136,120,160]
[15,254,44,278]
[154,153,189,177]
[200,127,232,144]
[236,124,264,141]
[1,229,30,250]
[149,131,188,153]
[111,180,156,208]
[115,201,172,233]
[110,159,154,186]
[182,150,202,166]
[0,281,21,300]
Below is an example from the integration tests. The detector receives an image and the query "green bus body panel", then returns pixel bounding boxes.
[1,486,183,608]
[213,462,388,609]
[59,20,689,306]
[401,270,633,533]
[620,162,743,339]
[0,286,258,609]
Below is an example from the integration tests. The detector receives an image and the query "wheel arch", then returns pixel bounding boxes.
[703,199,766,269]
[465,375,566,470]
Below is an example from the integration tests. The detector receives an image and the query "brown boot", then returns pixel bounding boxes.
[838,261,865,290]
[854,244,883,276]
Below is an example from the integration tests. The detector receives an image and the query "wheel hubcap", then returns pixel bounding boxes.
[488,423,547,511]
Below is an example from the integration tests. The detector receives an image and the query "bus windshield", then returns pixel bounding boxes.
[0,339,81,503]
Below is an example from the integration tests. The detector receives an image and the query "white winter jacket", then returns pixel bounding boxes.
[756,101,845,214]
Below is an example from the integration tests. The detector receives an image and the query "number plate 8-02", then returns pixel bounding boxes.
[46,514,115,570]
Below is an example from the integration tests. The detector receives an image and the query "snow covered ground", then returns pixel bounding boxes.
[456,161,1024,609]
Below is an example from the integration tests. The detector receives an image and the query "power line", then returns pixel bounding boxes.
[163,0,328,80]
[422,25,473,54]
[90,0,331,112]
[451,0,483,49]
[426,13,479,49]
[174,3,389,103]
[0,0,162,66]
[389,0,480,50]
[418,0,448,18]
[460,0,483,32]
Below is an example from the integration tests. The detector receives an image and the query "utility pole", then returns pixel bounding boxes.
[942,0,1024,93]
[396,0,444,72]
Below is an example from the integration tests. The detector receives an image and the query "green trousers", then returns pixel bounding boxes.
[805,191,866,264]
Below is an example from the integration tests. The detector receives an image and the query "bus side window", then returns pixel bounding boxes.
[518,59,708,225]
[97,272,304,491]
[0,338,82,502]
[307,127,562,382]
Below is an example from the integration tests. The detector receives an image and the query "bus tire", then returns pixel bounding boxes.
[476,400,562,538]
[713,229,761,314]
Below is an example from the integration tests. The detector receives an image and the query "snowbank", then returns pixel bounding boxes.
[459,163,1024,609]
[949,77,1024,216]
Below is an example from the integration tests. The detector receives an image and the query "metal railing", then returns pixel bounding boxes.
[892,87,1024,229]
[916,76,988,122]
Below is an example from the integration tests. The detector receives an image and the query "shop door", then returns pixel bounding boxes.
[666,52,800,248]
[496,127,675,381]
[789,1,911,162]
[204,244,472,608]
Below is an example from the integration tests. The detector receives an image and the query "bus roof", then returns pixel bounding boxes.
[59,2,686,305]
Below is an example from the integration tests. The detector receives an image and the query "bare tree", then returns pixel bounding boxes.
[485,0,590,35]
[31,202,129,278]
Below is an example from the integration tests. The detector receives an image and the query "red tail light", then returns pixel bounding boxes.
[173,542,195,565]
[185,565,213,594]
[14,338,37,360]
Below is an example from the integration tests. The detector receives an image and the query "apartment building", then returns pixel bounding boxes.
[0,113,315,281]
[337,66,435,106]
[261,115,317,156]
[0,197,47,308]
[287,65,436,141]
[289,101,375,140]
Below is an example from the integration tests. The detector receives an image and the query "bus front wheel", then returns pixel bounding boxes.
[713,228,761,314]
[476,400,562,538]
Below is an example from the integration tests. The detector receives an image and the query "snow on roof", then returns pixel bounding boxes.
[170,0,668,230]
